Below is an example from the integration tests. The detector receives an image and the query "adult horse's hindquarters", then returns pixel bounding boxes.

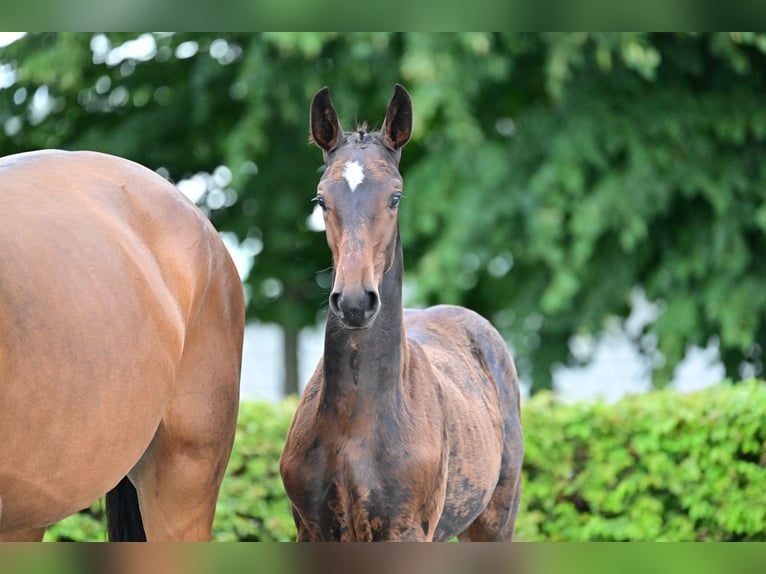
[0,150,245,541]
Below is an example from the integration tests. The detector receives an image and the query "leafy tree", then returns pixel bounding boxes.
[443,32,766,388]
[1,32,764,393]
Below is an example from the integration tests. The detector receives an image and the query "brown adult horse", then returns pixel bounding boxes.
[279,85,524,541]
[0,150,245,541]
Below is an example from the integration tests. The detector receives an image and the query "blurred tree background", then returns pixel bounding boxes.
[1,32,764,394]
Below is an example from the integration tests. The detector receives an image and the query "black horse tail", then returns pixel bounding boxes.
[106,476,146,541]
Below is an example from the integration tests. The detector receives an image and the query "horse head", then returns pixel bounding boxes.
[310,84,412,329]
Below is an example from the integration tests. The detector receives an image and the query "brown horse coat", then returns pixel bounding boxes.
[0,150,244,540]
[280,86,523,541]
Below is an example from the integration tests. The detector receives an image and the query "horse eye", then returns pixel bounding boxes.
[389,193,401,209]
[314,195,327,211]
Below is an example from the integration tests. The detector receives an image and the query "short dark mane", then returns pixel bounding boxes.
[308,122,381,149]
[344,122,381,146]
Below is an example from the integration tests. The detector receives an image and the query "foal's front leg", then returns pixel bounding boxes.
[291,506,323,541]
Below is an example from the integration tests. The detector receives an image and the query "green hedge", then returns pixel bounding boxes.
[211,398,297,541]
[45,380,765,541]
[518,379,766,541]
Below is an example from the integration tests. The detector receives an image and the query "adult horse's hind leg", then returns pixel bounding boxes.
[127,389,240,540]
[129,417,235,540]
[129,328,241,541]
[129,348,239,541]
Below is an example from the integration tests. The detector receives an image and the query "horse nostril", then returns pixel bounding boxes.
[329,292,342,315]
[364,289,380,319]
[331,287,379,327]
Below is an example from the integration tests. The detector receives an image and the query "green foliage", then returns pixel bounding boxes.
[1,33,765,391]
[44,500,106,542]
[518,379,766,541]
[212,398,297,541]
[46,381,766,541]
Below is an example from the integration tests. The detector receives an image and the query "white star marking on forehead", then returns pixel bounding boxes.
[343,160,365,192]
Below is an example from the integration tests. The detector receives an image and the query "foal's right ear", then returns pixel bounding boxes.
[310,87,344,153]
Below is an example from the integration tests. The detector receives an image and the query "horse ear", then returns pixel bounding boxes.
[310,86,343,152]
[383,84,413,151]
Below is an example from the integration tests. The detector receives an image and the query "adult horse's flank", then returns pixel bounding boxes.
[279,85,524,541]
[0,150,245,541]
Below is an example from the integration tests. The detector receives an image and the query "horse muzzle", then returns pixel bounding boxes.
[329,286,380,329]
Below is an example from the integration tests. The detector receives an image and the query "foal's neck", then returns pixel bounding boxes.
[321,234,406,406]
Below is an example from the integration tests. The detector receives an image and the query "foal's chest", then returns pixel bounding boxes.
[287,432,443,541]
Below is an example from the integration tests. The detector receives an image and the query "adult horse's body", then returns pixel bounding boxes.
[279,85,523,541]
[0,150,245,541]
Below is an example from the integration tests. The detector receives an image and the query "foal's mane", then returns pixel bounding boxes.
[345,122,378,144]
[308,122,383,148]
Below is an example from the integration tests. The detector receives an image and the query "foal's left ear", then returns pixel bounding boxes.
[383,84,413,151]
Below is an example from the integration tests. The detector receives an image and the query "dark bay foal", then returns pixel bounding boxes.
[279,85,523,541]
